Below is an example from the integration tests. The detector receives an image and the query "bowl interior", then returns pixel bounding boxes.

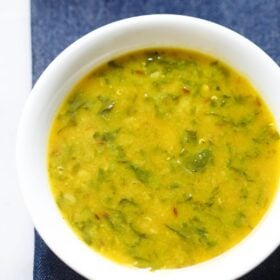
[17,15,280,280]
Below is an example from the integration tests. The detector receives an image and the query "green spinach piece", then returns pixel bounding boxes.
[181,130,198,145]
[97,95,116,116]
[66,93,87,115]
[107,60,123,68]
[253,125,280,144]
[185,149,213,172]
[93,129,120,143]
[128,164,150,184]
[165,224,188,240]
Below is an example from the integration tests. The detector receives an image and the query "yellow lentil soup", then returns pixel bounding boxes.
[48,49,280,269]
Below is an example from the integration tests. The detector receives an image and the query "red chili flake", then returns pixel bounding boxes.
[102,212,109,218]
[94,213,100,220]
[256,97,262,107]
[135,69,145,75]
[182,86,190,94]
[50,149,60,156]
[204,96,211,103]
[173,207,178,217]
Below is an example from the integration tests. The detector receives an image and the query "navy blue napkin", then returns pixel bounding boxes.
[32,1,280,279]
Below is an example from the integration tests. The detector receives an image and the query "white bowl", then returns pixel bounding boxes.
[17,15,280,280]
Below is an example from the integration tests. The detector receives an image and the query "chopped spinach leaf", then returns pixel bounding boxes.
[165,224,188,240]
[107,60,123,68]
[185,149,213,172]
[181,130,198,145]
[97,95,116,116]
[93,129,120,143]
[128,164,150,183]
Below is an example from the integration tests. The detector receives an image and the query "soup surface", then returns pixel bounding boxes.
[48,49,280,269]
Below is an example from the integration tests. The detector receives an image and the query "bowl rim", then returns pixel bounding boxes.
[17,14,280,280]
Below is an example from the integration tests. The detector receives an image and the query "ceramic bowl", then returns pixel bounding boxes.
[17,15,280,280]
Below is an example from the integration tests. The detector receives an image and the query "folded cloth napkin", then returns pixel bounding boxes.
[32,0,280,279]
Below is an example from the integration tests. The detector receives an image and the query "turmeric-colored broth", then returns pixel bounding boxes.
[48,49,280,269]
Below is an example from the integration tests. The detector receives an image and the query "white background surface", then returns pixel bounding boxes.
[0,0,33,279]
